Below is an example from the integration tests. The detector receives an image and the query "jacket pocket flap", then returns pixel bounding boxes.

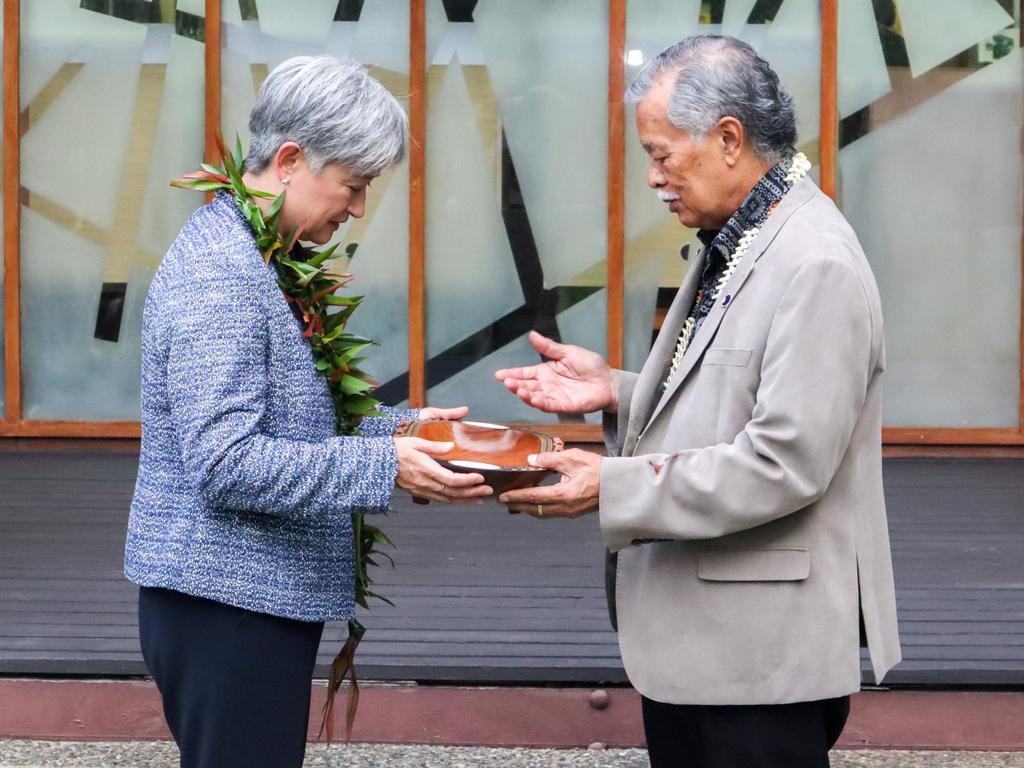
[703,347,753,367]
[697,548,810,582]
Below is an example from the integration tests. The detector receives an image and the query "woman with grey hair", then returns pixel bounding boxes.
[125,56,489,768]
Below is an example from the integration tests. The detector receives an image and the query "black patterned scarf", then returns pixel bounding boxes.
[687,157,794,339]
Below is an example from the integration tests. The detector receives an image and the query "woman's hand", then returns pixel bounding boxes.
[394,436,493,504]
[494,331,619,414]
[417,405,469,421]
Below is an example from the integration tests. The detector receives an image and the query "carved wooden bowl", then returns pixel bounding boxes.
[402,420,563,496]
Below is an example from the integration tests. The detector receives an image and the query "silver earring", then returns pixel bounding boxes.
[281,178,290,186]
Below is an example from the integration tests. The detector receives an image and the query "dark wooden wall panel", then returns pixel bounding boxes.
[1,448,1022,685]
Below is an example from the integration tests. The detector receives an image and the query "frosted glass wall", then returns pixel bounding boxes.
[19,0,204,419]
[220,0,411,405]
[8,1,1021,431]
[425,0,610,424]
[622,0,822,373]
[838,0,1022,426]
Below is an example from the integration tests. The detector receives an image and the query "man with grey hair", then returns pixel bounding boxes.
[496,35,900,766]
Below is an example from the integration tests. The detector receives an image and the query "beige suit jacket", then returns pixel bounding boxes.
[599,177,901,705]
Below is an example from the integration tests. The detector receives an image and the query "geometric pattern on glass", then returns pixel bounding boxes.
[839,46,1022,427]
[421,0,607,422]
[895,0,1013,77]
[839,0,1021,427]
[220,1,412,400]
[622,0,822,382]
[19,1,203,419]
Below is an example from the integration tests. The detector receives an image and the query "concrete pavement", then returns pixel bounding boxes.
[1,742,1023,767]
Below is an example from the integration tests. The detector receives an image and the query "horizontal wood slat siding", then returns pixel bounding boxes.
[0,449,1022,684]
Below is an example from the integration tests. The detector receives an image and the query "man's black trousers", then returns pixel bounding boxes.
[138,586,324,768]
[641,694,851,768]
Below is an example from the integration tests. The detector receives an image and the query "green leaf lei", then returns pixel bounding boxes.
[172,134,395,741]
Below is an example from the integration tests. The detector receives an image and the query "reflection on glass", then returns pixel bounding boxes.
[622,0,821,374]
[838,0,1021,426]
[425,0,609,424]
[19,0,204,419]
[221,1,412,404]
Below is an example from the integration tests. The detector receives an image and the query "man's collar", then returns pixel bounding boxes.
[696,228,719,249]
[698,157,793,260]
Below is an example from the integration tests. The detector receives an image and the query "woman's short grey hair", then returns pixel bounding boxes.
[247,55,408,177]
[626,35,796,165]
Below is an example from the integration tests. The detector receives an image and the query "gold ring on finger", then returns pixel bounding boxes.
[537,504,544,517]
[440,483,446,494]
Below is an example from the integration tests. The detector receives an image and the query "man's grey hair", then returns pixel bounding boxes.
[247,55,408,177]
[626,35,796,165]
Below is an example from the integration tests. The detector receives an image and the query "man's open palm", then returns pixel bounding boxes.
[494,331,617,414]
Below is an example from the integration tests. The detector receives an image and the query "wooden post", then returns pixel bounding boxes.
[3,0,21,427]
[607,0,626,370]
[204,0,221,167]
[819,0,838,200]
[408,0,426,407]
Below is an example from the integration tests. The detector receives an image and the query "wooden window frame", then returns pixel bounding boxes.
[408,0,426,409]
[2,0,19,435]
[1,0,1022,446]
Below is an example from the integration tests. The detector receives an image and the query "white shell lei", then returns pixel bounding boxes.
[663,152,810,389]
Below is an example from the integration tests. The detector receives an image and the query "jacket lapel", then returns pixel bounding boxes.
[622,245,705,456]
[639,177,819,439]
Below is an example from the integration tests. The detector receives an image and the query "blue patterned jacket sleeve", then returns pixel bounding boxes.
[359,405,420,437]
[164,268,397,518]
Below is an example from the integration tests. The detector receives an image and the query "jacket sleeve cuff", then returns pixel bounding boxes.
[598,454,656,552]
[334,435,398,512]
[358,405,420,437]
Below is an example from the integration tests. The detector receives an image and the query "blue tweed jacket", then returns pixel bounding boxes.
[125,192,416,622]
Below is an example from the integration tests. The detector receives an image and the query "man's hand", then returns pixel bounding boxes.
[417,405,469,422]
[494,331,618,414]
[499,448,601,518]
[394,437,493,504]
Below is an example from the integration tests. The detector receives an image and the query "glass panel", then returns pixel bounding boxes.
[838,0,891,119]
[838,0,1021,426]
[19,0,205,420]
[425,0,609,425]
[622,0,822,375]
[897,0,1014,77]
[221,0,411,406]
